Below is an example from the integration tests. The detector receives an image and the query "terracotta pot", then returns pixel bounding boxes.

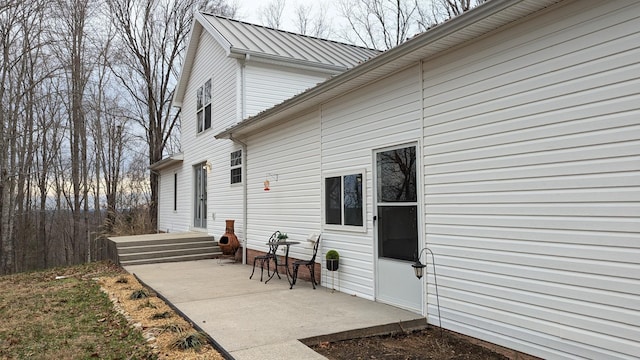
[219,220,240,255]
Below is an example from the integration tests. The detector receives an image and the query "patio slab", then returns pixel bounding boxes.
[125,259,426,360]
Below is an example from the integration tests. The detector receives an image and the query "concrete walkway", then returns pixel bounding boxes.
[125,259,426,360]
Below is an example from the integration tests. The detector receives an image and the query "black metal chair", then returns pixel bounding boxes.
[249,231,282,282]
[289,234,321,289]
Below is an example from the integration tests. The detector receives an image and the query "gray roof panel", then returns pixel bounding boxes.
[199,13,381,70]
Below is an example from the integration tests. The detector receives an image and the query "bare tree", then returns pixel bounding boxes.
[338,0,422,50]
[107,0,237,230]
[200,0,238,16]
[260,0,286,29]
[294,2,333,38]
[0,0,50,273]
[441,0,487,18]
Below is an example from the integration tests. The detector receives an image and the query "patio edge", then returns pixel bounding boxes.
[299,318,428,346]
[131,272,236,360]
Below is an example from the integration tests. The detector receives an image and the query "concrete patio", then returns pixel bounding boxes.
[124,259,426,360]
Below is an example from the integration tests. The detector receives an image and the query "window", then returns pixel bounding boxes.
[173,173,178,211]
[197,79,212,133]
[325,172,364,228]
[230,150,242,184]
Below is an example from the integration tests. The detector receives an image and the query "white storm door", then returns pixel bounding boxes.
[375,145,422,312]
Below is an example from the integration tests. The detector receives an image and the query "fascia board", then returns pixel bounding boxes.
[229,48,347,74]
[172,20,202,108]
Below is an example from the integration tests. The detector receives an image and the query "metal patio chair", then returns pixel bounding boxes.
[249,231,282,282]
[289,234,321,289]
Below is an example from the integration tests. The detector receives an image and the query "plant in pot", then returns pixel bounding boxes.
[326,250,339,271]
[277,232,288,241]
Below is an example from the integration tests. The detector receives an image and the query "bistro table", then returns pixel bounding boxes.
[264,240,300,286]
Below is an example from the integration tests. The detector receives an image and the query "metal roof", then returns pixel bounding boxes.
[173,12,381,107]
[199,14,381,71]
[215,0,565,139]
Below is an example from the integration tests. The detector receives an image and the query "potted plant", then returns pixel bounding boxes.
[277,232,288,241]
[326,250,339,271]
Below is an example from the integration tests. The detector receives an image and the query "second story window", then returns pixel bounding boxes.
[230,150,242,184]
[197,79,212,133]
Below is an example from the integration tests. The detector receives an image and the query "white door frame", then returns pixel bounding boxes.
[373,142,424,313]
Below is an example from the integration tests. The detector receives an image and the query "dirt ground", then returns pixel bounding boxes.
[311,326,509,360]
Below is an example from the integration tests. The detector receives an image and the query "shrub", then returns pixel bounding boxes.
[171,332,207,351]
[129,289,149,300]
[326,250,339,260]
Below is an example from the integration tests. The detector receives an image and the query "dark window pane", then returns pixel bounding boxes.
[197,110,204,133]
[197,86,203,109]
[204,79,211,104]
[230,150,242,166]
[377,205,418,261]
[231,168,242,184]
[325,177,341,225]
[344,174,363,226]
[204,104,211,130]
[376,147,417,202]
[174,173,177,211]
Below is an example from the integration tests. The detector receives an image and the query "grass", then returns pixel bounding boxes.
[0,262,155,360]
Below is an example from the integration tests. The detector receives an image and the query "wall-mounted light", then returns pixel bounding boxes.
[264,173,278,191]
[203,161,212,174]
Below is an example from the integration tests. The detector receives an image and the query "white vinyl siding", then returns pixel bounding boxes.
[245,63,330,117]
[422,1,640,359]
[157,165,189,233]
[321,65,422,299]
[245,109,321,261]
[160,29,244,238]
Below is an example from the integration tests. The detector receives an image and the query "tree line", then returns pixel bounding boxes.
[0,0,482,275]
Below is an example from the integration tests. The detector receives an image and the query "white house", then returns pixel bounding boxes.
[151,12,379,242]
[156,1,640,359]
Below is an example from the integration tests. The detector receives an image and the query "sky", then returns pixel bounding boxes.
[232,0,343,34]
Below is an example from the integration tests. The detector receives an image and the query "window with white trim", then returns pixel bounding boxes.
[197,79,211,133]
[230,150,242,184]
[325,172,364,228]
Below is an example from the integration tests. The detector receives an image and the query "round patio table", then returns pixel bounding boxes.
[265,240,300,286]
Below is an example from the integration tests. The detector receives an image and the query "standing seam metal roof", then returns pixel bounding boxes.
[199,13,381,70]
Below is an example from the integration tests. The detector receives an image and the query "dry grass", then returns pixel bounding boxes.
[0,262,224,360]
[0,262,152,359]
[98,272,224,359]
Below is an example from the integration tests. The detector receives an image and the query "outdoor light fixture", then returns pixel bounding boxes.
[412,257,427,279]
[411,247,443,334]
[264,173,278,191]
[203,161,212,174]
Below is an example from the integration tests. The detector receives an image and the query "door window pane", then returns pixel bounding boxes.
[377,147,417,202]
[377,205,417,261]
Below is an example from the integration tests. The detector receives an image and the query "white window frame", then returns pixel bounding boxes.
[323,169,367,233]
[230,149,242,185]
[197,79,212,133]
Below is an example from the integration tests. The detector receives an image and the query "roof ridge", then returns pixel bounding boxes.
[199,12,382,53]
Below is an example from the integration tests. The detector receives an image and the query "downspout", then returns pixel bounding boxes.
[230,53,249,265]
[229,133,247,265]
